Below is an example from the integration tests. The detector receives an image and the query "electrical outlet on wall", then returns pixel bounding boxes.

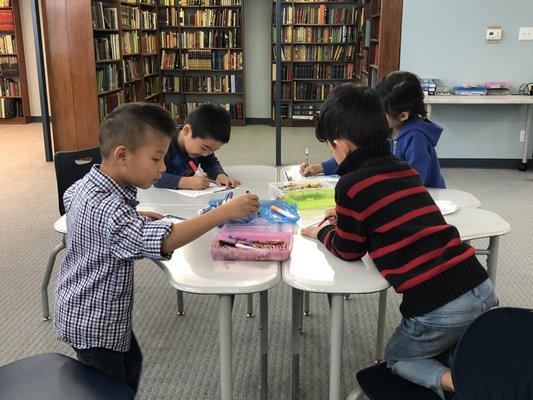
[520,130,526,143]
[518,27,533,40]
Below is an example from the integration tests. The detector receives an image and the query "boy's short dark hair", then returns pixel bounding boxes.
[184,103,231,143]
[315,84,390,146]
[99,103,177,158]
[375,71,427,120]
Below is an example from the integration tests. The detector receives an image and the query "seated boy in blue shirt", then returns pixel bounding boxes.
[155,103,240,190]
[54,103,259,393]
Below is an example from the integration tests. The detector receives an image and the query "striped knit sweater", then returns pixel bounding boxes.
[317,141,487,317]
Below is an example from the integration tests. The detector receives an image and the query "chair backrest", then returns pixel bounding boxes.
[452,307,533,400]
[54,147,101,215]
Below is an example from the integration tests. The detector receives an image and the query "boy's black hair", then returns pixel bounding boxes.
[375,71,427,120]
[99,102,177,158]
[315,84,390,146]
[184,103,231,143]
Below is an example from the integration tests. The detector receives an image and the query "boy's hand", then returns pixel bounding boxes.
[216,173,240,188]
[299,163,324,177]
[180,176,210,190]
[301,224,327,239]
[323,207,337,225]
[138,211,164,220]
[220,193,259,218]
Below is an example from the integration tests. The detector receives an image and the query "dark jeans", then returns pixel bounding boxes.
[73,333,143,394]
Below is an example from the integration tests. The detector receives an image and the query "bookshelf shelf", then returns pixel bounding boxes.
[0,0,30,124]
[183,92,243,95]
[145,93,160,100]
[97,87,123,97]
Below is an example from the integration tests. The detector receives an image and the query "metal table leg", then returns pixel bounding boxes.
[219,295,233,400]
[375,290,387,362]
[247,293,254,318]
[303,291,310,316]
[329,294,344,400]
[260,291,268,400]
[176,290,185,316]
[292,288,302,400]
[486,236,500,286]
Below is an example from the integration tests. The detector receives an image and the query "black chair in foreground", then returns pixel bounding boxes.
[0,353,134,400]
[348,307,533,400]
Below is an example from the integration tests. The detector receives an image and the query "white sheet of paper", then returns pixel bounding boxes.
[164,182,235,198]
[284,170,340,183]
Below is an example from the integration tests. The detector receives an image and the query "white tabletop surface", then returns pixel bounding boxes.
[445,207,511,241]
[138,165,277,205]
[157,228,281,295]
[425,95,533,105]
[54,214,67,234]
[282,235,389,294]
[427,188,481,208]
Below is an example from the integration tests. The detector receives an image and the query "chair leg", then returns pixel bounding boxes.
[259,291,268,400]
[345,386,364,400]
[246,293,254,318]
[41,237,66,321]
[375,289,388,362]
[176,290,185,316]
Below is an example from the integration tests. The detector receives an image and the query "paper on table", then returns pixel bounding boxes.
[164,182,235,198]
[284,170,340,183]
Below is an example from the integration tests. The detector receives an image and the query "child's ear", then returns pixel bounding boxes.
[182,124,192,137]
[399,111,410,122]
[114,145,128,166]
[332,139,352,155]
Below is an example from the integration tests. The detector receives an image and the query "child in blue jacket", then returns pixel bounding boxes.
[300,71,446,189]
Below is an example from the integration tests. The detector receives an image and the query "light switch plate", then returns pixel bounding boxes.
[486,27,502,42]
[519,27,533,40]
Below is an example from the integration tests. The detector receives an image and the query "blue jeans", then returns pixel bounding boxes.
[385,279,498,398]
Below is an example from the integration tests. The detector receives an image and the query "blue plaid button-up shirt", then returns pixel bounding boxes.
[54,165,173,351]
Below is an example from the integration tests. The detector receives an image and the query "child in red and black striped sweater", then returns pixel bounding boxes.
[302,84,498,399]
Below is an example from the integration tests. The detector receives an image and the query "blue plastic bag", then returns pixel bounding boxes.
[206,198,300,225]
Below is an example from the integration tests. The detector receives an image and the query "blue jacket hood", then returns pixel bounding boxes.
[396,117,443,147]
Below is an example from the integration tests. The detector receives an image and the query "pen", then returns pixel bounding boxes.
[197,205,212,215]
[304,147,309,164]
[284,170,292,182]
[270,205,296,219]
[222,191,233,204]
[188,160,199,176]
[163,214,189,221]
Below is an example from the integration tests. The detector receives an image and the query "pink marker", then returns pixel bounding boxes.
[188,160,198,174]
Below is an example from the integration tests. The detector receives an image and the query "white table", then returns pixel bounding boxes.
[445,207,511,285]
[139,165,278,205]
[425,95,533,170]
[283,235,389,400]
[150,209,280,400]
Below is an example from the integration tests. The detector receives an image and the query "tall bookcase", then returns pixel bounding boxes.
[159,0,245,126]
[0,0,30,124]
[271,0,401,126]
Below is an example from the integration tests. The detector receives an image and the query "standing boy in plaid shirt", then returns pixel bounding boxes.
[54,103,259,393]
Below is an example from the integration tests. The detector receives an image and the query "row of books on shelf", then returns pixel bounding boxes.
[294,82,333,100]
[0,77,18,96]
[292,6,357,25]
[181,9,241,27]
[141,33,157,53]
[92,3,118,30]
[0,34,15,54]
[121,6,140,29]
[272,63,355,81]
[144,56,158,74]
[0,98,22,118]
[163,76,180,92]
[141,11,158,30]
[292,26,356,44]
[94,34,120,61]
[292,44,355,61]
[159,0,241,6]
[182,74,242,93]
[124,58,142,82]
[161,31,178,48]
[0,56,17,74]
[96,64,120,93]
[98,92,123,121]
[145,76,161,96]
[0,0,11,7]
[159,7,179,26]
[273,82,292,101]
[165,49,241,70]
[0,9,14,32]
[181,29,241,48]
[293,63,354,79]
[123,31,140,54]
[165,101,243,120]
[272,103,318,120]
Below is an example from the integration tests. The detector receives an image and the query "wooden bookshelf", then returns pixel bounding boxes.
[356,0,402,87]
[0,0,30,124]
[159,0,246,125]
[270,0,402,126]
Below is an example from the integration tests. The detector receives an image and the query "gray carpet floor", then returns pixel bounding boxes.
[1,123,533,399]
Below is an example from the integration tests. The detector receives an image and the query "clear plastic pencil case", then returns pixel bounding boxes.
[207,198,300,225]
[210,224,294,261]
[268,180,336,210]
